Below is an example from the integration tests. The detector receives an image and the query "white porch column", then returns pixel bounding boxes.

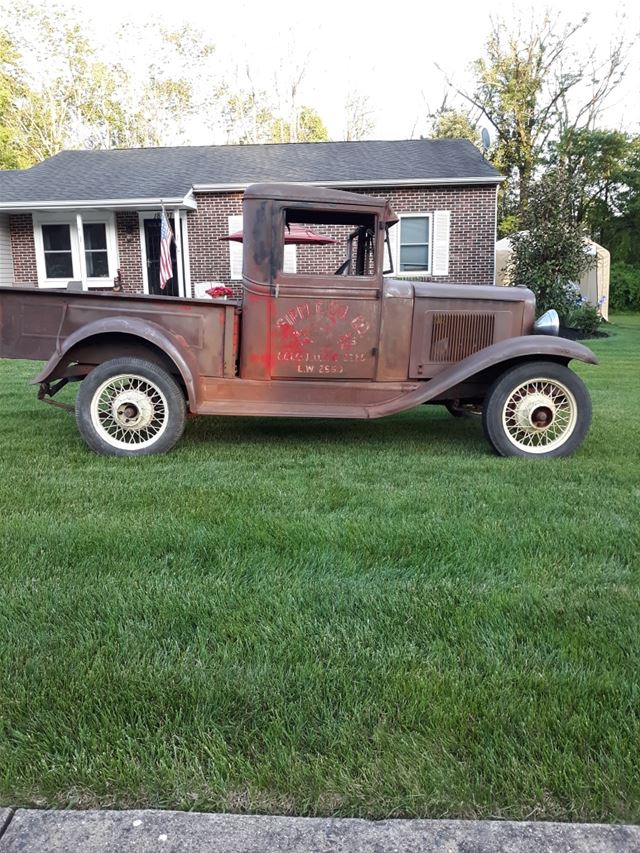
[179,211,192,298]
[173,209,184,298]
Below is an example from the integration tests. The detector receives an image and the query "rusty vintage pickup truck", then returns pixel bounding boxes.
[0,183,597,458]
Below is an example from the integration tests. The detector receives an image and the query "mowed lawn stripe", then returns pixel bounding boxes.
[0,315,638,820]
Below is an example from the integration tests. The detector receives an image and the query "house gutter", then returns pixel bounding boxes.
[0,195,197,212]
[192,176,505,193]
[0,176,504,212]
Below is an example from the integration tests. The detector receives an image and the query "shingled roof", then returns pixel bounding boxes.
[0,139,503,209]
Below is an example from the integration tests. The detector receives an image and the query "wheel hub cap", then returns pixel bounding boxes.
[513,392,557,430]
[112,389,155,429]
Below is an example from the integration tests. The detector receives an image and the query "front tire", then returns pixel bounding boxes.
[482,361,592,458]
[75,357,187,457]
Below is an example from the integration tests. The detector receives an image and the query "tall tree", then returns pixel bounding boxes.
[551,128,640,262]
[221,89,329,145]
[296,106,329,142]
[442,12,627,227]
[344,93,374,141]
[0,27,31,167]
[3,3,218,160]
[220,85,281,144]
[426,96,482,147]
[551,129,639,224]
[430,109,481,146]
[220,61,329,145]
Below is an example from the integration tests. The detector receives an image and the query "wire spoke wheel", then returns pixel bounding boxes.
[76,358,186,456]
[482,361,592,459]
[502,378,578,454]
[90,374,169,450]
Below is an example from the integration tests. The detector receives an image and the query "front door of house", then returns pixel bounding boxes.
[143,218,179,296]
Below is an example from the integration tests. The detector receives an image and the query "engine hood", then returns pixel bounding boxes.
[408,281,536,335]
[411,281,535,307]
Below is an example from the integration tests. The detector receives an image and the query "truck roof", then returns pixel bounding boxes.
[244,182,387,208]
[244,183,398,225]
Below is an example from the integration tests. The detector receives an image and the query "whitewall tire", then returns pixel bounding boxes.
[76,358,187,457]
[482,361,592,458]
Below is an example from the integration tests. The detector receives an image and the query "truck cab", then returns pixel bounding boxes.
[239,183,394,382]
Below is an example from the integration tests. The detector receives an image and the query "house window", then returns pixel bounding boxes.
[398,215,430,273]
[42,224,74,278]
[83,223,109,278]
[33,212,118,288]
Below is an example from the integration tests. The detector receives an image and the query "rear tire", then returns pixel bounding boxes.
[482,361,592,458]
[75,357,187,457]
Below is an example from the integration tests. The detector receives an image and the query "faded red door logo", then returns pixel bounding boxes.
[274,300,373,375]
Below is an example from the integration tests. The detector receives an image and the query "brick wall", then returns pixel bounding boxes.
[115,212,143,293]
[295,222,375,277]
[5,184,498,295]
[9,214,37,285]
[187,184,497,297]
[9,211,143,291]
[374,184,497,285]
[186,193,244,296]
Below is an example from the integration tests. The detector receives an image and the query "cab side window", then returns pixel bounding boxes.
[282,209,377,278]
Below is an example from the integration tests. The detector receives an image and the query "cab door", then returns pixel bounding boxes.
[270,216,382,380]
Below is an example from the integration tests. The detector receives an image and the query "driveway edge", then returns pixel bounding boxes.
[1,808,638,852]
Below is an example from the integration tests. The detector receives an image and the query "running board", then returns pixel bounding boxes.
[196,400,370,418]
[193,378,422,419]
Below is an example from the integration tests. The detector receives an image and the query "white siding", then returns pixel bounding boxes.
[0,214,14,286]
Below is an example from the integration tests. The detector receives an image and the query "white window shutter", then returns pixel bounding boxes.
[228,214,243,280]
[283,243,297,273]
[432,211,450,276]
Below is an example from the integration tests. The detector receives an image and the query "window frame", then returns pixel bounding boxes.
[82,222,110,279]
[278,208,378,281]
[40,222,75,280]
[33,211,119,289]
[394,212,432,277]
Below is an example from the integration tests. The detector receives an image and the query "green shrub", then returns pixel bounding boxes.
[509,167,593,316]
[561,299,602,333]
[609,263,640,312]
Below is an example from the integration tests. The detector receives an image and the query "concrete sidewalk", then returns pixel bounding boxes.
[0,808,639,852]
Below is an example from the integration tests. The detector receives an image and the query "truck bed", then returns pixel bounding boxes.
[0,286,240,379]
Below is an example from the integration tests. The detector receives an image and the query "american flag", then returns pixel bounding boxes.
[159,207,174,290]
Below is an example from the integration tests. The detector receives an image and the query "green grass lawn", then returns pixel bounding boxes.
[0,315,638,822]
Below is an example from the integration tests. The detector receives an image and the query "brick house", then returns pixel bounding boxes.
[0,139,503,297]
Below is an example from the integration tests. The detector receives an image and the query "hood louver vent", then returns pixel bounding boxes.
[429,312,496,362]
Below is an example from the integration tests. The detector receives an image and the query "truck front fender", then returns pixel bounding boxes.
[32,317,200,410]
[367,335,598,418]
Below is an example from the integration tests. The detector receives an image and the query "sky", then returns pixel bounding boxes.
[26,0,640,143]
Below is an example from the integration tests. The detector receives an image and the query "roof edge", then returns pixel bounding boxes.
[0,195,197,212]
[192,176,504,193]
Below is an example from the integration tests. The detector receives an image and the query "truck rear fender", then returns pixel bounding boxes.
[367,335,598,418]
[32,317,199,410]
